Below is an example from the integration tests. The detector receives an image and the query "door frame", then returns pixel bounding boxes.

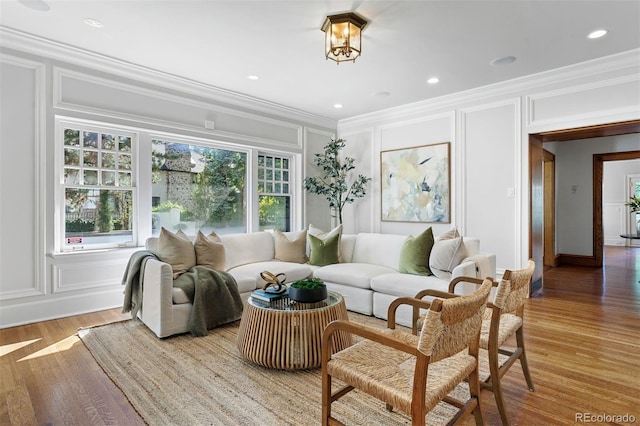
[529,120,640,293]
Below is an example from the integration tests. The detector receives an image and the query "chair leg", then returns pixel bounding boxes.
[516,328,535,391]
[488,348,510,426]
[322,371,331,425]
[468,368,484,426]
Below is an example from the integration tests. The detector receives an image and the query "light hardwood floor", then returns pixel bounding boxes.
[1,246,638,425]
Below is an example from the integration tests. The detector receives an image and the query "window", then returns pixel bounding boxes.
[60,122,136,250]
[258,153,291,231]
[151,140,247,235]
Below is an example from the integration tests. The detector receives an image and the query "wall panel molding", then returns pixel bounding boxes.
[526,74,640,132]
[1,27,336,130]
[53,67,305,150]
[0,54,46,301]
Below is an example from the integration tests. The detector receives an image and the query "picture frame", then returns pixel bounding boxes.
[380,142,451,223]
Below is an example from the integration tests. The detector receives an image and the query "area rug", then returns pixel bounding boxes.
[79,314,494,425]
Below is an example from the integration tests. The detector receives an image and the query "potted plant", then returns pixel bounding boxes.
[289,277,328,303]
[625,195,640,235]
[303,139,371,225]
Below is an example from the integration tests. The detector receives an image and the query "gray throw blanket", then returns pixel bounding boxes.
[121,250,159,319]
[173,266,244,337]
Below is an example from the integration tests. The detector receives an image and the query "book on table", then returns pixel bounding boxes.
[251,288,289,302]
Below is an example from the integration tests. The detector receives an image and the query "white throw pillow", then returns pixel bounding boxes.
[429,228,467,279]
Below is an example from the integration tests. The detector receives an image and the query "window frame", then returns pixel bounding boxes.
[55,117,139,252]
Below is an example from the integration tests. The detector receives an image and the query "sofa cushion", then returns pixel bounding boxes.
[351,233,408,271]
[220,232,275,270]
[194,230,226,271]
[309,233,340,266]
[274,229,308,263]
[398,227,434,276]
[430,228,467,280]
[158,228,196,279]
[228,261,312,289]
[308,224,343,262]
[313,263,396,289]
[370,272,453,297]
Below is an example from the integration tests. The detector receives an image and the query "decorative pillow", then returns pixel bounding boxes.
[158,227,196,279]
[399,227,434,275]
[194,230,226,271]
[308,224,343,262]
[274,229,308,263]
[308,233,340,266]
[429,228,467,279]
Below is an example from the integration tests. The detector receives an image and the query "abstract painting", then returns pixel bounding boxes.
[380,142,450,223]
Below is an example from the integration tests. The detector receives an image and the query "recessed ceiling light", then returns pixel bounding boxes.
[17,0,50,11]
[427,77,439,84]
[587,29,608,39]
[373,91,390,97]
[247,75,259,80]
[490,56,516,66]
[333,104,343,109]
[84,18,104,28]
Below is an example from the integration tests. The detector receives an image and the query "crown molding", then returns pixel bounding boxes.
[339,48,640,129]
[0,26,338,131]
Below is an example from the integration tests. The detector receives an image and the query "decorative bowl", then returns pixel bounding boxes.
[288,278,327,303]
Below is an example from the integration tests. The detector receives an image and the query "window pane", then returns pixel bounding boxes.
[274,183,281,193]
[83,131,98,148]
[118,172,132,186]
[102,152,116,168]
[118,153,131,170]
[282,158,289,168]
[64,148,80,166]
[258,168,264,180]
[102,134,116,150]
[64,168,80,185]
[266,182,273,193]
[266,169,273,180]
[283,170,289,181]
[283,183,289,194]
[151,141,247,235]
[102,171,116,186]
[266,156,273,167]
[64,129,80,146]
[274,170,281,181]
[119,136,132,152]
[275,158,281,168]
[83,170,98,185]
[65,188,133,247]
[259,195,290,232]
[83,151,98,167]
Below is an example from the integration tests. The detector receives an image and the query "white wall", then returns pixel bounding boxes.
[547,135,639,254]
[338,49,640,277]
[0,33,336,327]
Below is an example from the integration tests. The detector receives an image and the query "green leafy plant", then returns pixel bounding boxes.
[290,277,325,290]
[303,139,371,224]
[625,195,640,213]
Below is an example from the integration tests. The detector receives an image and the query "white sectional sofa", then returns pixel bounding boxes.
[139,229,495,337]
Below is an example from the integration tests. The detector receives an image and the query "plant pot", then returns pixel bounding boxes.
[288,286,328,303]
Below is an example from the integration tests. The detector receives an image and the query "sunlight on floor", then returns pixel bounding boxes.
[0,338,41,357]
[17,335,80,361]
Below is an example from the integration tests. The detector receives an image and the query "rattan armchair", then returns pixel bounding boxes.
[321,278,493,426]
[414,259,536,426]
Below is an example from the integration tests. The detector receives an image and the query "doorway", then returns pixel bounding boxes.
[529,119,640,294]
[543,149,556,268]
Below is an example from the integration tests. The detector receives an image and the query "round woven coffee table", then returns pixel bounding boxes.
[237,291,351,370]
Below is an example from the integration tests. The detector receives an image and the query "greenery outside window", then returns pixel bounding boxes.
[258,153,291,231]
[151,140,248,235]
[60,121,136,251]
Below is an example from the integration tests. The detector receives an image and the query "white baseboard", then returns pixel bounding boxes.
[0,287,124,328]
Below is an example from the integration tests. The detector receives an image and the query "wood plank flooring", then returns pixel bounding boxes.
[1,246,638,425]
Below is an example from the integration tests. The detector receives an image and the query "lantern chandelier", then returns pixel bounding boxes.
[321,12,368,64]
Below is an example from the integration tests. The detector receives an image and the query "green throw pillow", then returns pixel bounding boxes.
[399,227,434,275]
[308,233,340,266]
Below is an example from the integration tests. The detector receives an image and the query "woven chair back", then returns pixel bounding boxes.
[418,279,492,361]
[493,259,535,313]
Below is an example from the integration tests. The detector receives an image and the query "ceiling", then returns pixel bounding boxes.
[1,0,639,121]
